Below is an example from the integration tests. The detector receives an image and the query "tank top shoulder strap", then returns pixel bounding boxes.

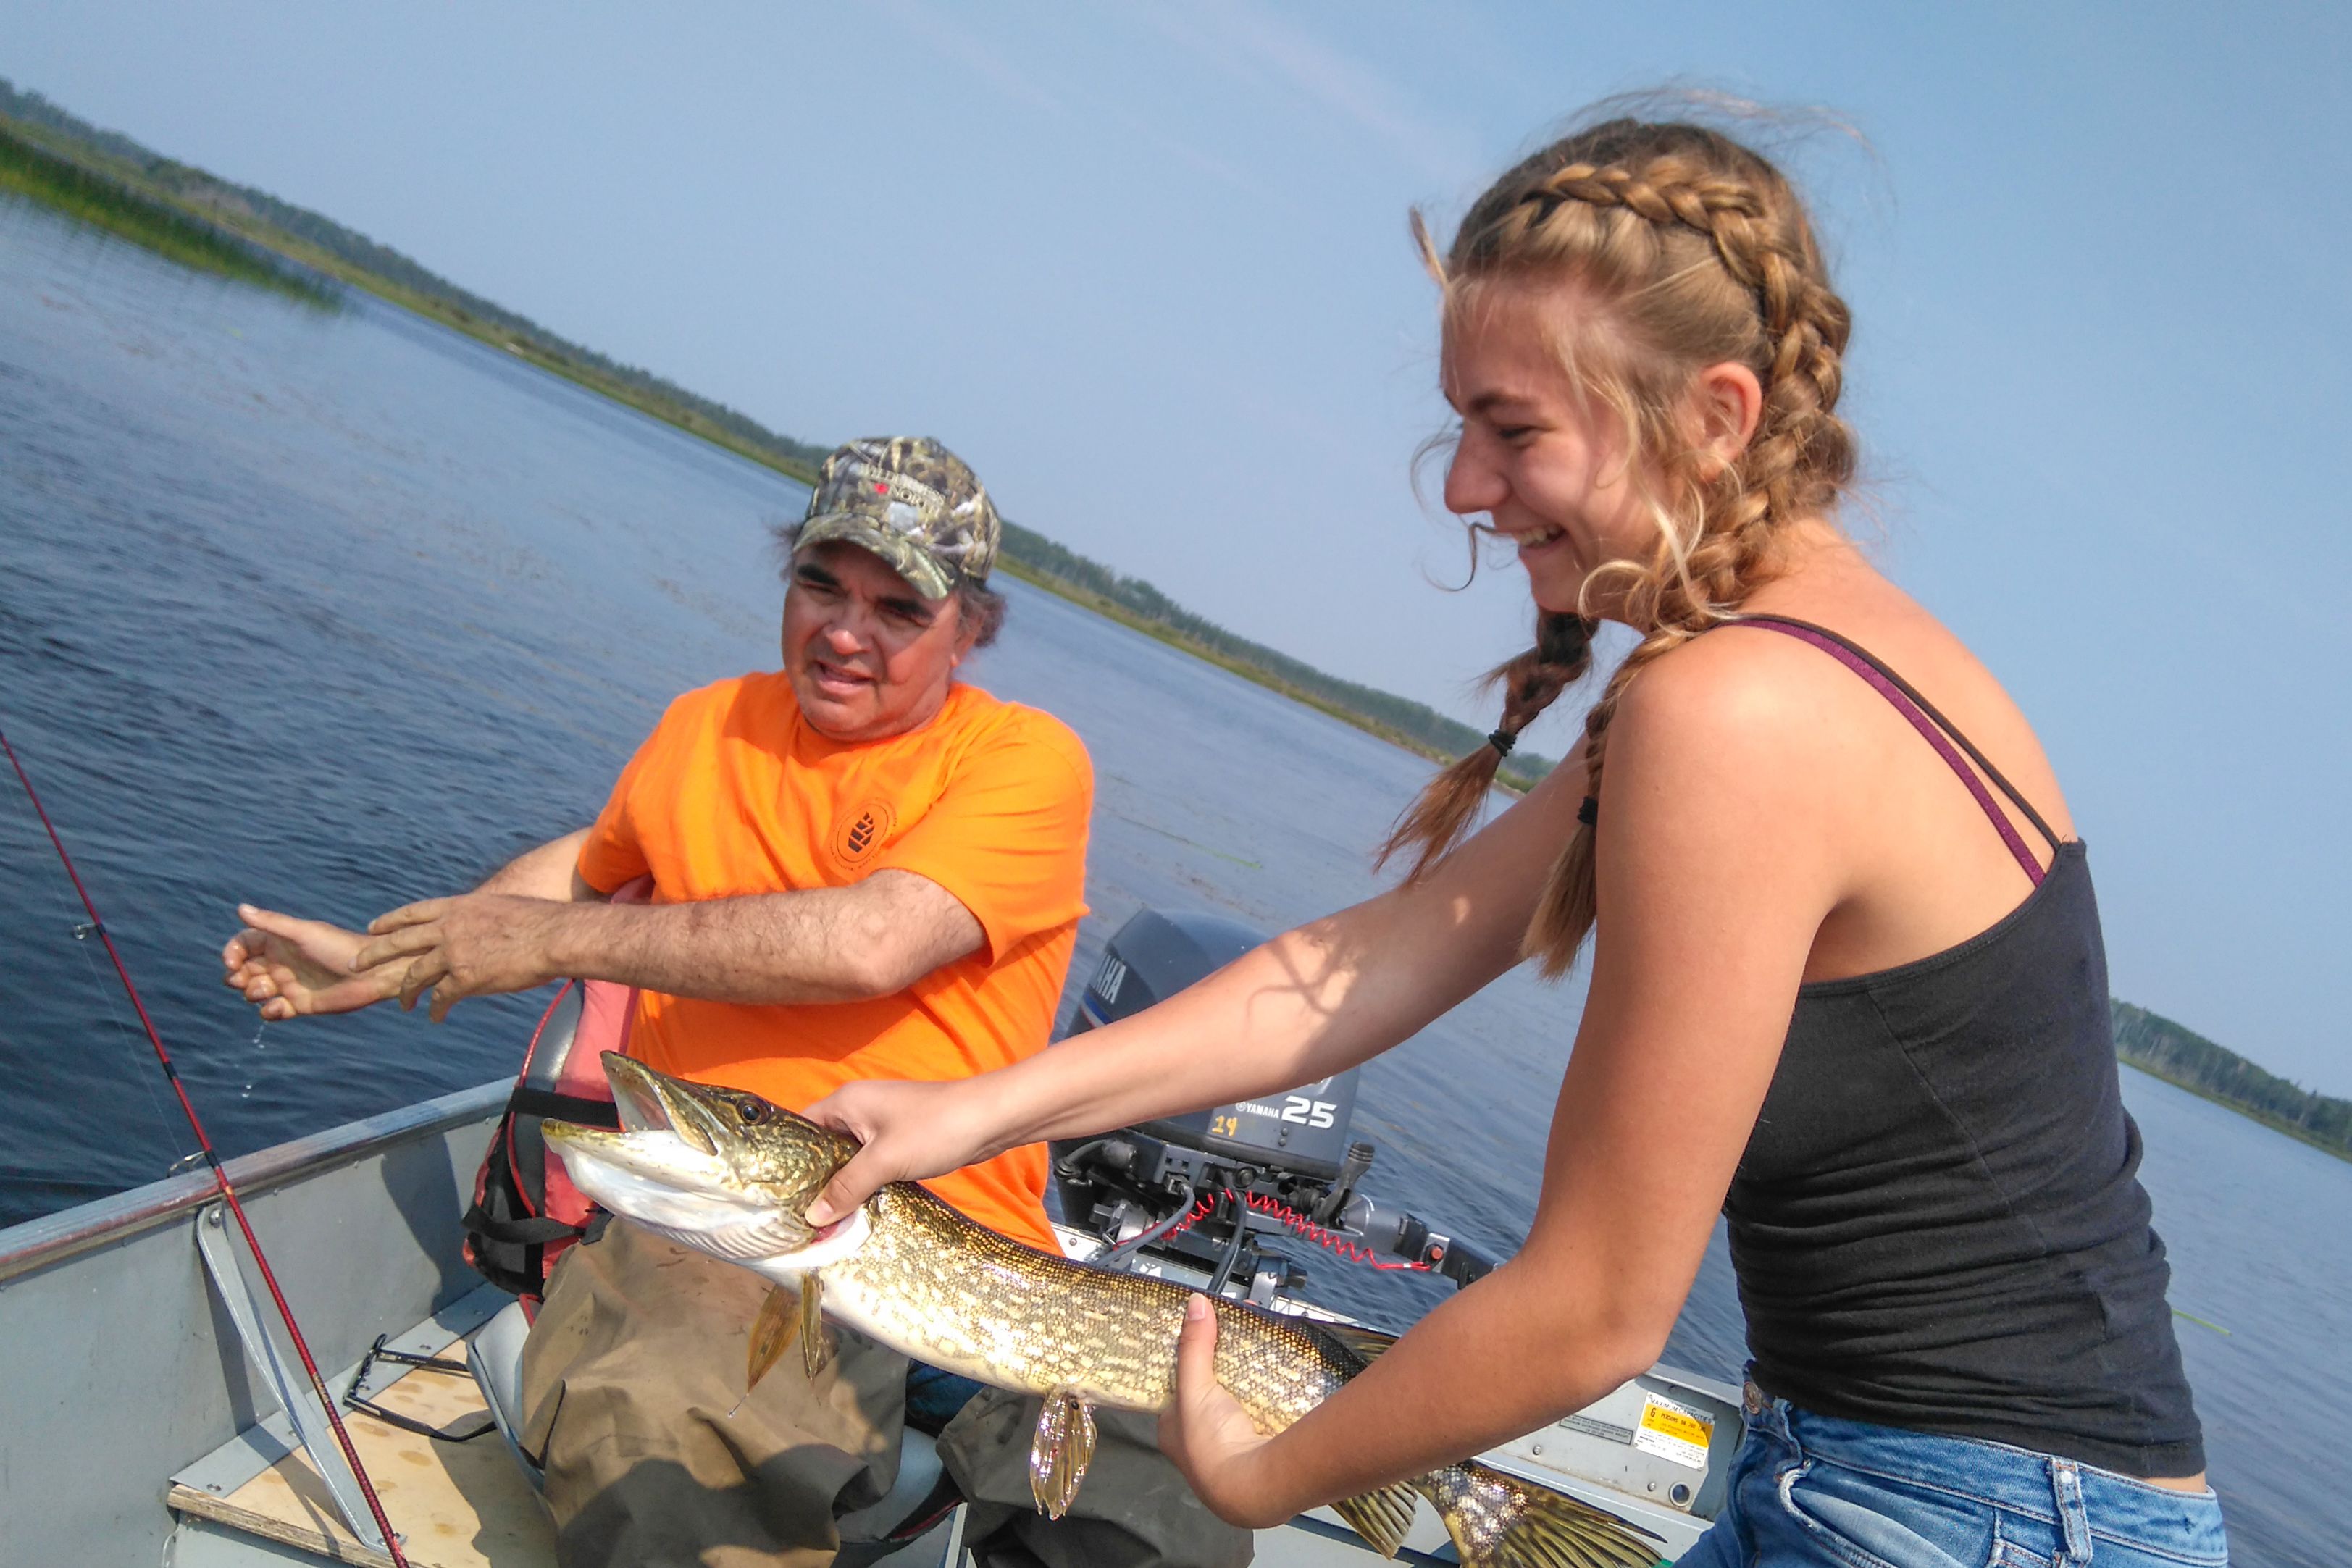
[1728,615,2060,886]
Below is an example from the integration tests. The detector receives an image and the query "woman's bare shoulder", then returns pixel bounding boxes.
[1600,633,1848,863]
[1743,564,2076,840]
[1610,622,1846,768]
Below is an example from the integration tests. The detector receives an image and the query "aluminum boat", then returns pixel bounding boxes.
[0,908,1744,1567]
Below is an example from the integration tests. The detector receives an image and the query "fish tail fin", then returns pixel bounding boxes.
[1427,1462,1663,1568]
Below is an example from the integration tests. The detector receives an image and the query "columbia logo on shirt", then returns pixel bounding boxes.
[836,800,896,868]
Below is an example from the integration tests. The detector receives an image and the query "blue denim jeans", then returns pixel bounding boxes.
[1676,1383,2228,1567]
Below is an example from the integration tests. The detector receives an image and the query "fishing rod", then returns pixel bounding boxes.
[1,729,410,1567]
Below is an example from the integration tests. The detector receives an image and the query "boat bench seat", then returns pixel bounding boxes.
[466,1296,545,1493]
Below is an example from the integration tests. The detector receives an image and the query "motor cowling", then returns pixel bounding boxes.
[1054,909,1494,1294]
[1068,908,1363,1180]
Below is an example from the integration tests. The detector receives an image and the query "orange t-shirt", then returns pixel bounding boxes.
[576,673,1092,1250]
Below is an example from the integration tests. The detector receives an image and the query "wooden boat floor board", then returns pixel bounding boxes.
[175,1283,513,1503]
[168,1322,554,1568]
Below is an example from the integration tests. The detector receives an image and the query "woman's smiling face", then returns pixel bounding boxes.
[1439,282,1661,619]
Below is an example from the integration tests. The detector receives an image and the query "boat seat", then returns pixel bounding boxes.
[837,1427,952,1559]
[466,1296,545,1494]
[466,1294,957,1554]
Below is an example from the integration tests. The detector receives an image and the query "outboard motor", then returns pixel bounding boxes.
[1052,909,1495,1303]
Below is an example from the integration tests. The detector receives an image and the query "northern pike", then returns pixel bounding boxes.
[543,1054,1662,1568]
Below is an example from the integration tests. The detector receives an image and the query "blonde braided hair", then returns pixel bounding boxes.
[1381,118,1858,976]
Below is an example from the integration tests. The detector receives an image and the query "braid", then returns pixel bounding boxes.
[1505,151,1855,538]
[1378,611,1596,879]
[1410,117,1858,975]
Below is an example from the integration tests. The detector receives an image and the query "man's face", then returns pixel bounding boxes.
[782,540,972,742]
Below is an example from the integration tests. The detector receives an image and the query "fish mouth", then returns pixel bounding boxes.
[603,1053,729,1156]
[539,1115,722,1187]
[609,1057,670,1135]
[541,1058,732,1188]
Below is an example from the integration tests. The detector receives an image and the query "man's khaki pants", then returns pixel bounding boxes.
[520,1219,1253,1568]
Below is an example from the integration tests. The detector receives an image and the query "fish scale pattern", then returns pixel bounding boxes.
[822,1182,1661,1567]
[830,1181,1350,1421]
[551,1060,1658,1567]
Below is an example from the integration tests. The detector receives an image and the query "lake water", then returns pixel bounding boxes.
[2,198,2343,1566]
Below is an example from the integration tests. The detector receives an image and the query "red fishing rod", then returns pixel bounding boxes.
[1,729,410,1567]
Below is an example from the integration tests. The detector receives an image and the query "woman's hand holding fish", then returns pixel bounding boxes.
[803,1076,1013,1226]
[1159,1296,1289,1528]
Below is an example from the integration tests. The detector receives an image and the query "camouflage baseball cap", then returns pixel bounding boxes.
[795,437,1001,601]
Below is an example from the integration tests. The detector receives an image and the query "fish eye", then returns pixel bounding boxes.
[734,1097,771,1125]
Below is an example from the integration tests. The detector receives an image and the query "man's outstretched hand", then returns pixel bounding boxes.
[221,905,402,1020]
[355,893,567,1023]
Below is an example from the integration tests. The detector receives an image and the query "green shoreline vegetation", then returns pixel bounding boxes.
[0,120,332,306]
[2114,1002,2352,1165]
[0,76,1550,792]
[10,80,2337,1146]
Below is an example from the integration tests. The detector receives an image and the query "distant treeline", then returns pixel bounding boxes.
[1000,521,1557,785]
[0,78,832,479]
[2114,1000,2351,1161]
[0,75,1547,788]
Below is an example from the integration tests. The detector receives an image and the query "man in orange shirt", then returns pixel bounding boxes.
[220,438,1247,1568]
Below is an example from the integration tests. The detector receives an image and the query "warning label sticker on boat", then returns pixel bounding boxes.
[1631,1393,1713,1470]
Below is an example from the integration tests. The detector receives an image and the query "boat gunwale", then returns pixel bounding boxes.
[0,1077,507,1285]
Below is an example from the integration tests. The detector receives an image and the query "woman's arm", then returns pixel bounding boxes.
[805,748,1590,1224]
[1165,647,1849,1522]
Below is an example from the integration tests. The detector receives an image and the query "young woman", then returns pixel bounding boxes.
[804,116,2228,1567]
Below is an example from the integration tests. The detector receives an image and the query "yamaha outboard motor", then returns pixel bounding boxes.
[1073,910,1362,1178]
[1052,908,1495,1303]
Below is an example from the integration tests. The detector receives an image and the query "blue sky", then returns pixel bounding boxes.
[5,2,2348,1093]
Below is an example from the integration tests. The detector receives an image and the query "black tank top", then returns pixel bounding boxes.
[1723,616,2204,1477]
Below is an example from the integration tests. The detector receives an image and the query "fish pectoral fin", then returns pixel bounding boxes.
[799,1273,835,1380]
[1026,1389,1098,1520]
[1318,1322,1401,1367]
[1331,1483,1418,1559]
[745,1284,802,1393]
